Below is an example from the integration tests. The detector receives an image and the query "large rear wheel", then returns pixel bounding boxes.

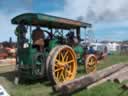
[47,45,77,85]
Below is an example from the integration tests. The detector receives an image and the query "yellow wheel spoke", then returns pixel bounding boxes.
[88,62,91,66]
[66,60,74,64]
[91,59,95,65]
[87,64,96,72]
[91,59,93,63]
[65,55,69,62]
[67,71,72,75]
[67,65,71,70]
[55,59,62,65]
[92,62,95,65]
[58,70,65,81]
[58,71,62,80]
[61,72,65,81]
[88,63,94,66]
[65,70,73,80]
[65,68,72,80]
[58,52,62,60]
[64,51,69,59]
[55,67,63,72]
[55,64,59,67]
[60,53,64,62]
[88,59,95,66]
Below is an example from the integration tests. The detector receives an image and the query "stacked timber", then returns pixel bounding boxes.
[0,58,16,65]
[87,66,128,89]
[54,63,128,95]
[114,71,128,83]
[0,60,16,73]
[108,67,128,81]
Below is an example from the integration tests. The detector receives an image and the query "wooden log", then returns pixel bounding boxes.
[114,71,128,83]
[54,63,128,95]
[87,78,108,89]
[0,58,16,65]
[87,66,128,89]
[0,63,15,73]
[108,67,128,81]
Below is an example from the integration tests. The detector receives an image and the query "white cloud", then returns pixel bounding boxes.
[0,10,31,41]
[1,0,128,41]
[0,0,32,41]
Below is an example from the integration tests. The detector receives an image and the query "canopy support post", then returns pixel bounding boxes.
[76,27,80,41]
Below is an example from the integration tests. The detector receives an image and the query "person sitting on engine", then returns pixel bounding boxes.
[66,31,79,46]
[32,26,45,51]
[88,46,95,54]
[15,20,28,48]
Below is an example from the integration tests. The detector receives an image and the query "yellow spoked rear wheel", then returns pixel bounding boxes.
[48,45,77,85]
[85,54,97,73]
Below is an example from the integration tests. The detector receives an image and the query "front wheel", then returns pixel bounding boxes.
[85,54,97,73]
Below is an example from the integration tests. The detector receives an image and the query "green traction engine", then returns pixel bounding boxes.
[11,13,97,85]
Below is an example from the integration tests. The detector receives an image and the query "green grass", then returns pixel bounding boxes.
[11,82,53,96]
[73,81,128,96]
[97,55,128,70]
[1,54,128,96]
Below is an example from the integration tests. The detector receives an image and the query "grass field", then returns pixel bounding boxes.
[73,81,128,96]
[0,54,128,96]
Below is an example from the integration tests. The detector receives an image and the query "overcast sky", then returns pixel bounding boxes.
[0,0,128,41]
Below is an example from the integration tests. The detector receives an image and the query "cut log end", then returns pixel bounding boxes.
[114,79,122,84]
[121,83,128,90]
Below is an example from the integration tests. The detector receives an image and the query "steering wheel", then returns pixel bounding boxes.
[43,30,53,39]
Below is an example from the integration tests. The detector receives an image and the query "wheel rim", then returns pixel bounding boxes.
[51,46,77,84]
[86,55,97,73]
[46,46,60,76]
